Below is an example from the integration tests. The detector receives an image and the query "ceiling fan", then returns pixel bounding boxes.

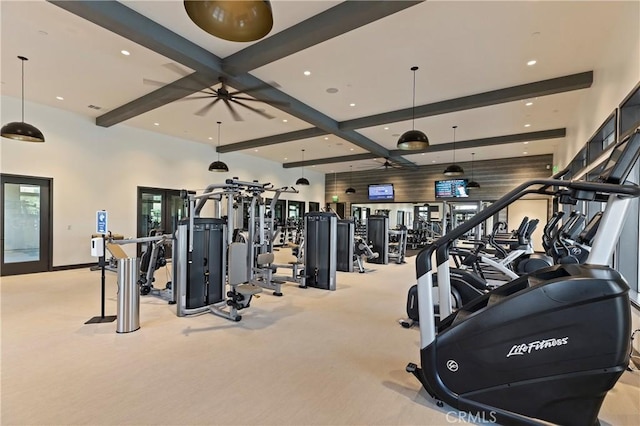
[375,158,403,170]
[144,63,289,121]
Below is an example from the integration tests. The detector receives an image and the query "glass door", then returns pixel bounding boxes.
[287,200,305,220]
[137,187,184,257]
[1,175,52,276]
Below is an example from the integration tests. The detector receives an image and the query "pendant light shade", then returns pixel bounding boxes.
[1,56,45,143]
[443,164,464,176]
[209,121,229,172]
[397,130,429,151]
[345,165,356,194]
[295,149,309,186]
[444,125,464,176]
[397,66,428,150]
[184,1,273,42]
[467,152,480,189]
[209,161,229,172]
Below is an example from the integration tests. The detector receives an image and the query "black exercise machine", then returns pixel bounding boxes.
[406,130,640,425]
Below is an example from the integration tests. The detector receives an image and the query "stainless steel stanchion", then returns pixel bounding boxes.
[116,257,140,333]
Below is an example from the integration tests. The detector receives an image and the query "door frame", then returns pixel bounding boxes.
[1,174,53,276]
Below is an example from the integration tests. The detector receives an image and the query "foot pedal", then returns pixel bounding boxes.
[488,293,507,306]
[236,283,263,296]
[451,309,472,326]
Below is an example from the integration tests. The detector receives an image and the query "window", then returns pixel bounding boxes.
[616,159,640,303]
[588,111,617,163]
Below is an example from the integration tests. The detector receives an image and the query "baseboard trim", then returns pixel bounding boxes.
[52,262,98,271]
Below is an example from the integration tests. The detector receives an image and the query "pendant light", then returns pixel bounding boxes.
[209,121,229,172]
[295,149,309,186]
[467,152,481,189]
[1,56,45,143]
[184,1,273,42]
[345,165,356,194]
[397,66,429,150]
[443,125,464,176]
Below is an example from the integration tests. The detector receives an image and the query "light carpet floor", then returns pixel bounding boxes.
[1,258,639,425]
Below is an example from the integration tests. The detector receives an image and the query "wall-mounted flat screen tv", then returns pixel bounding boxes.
[368,183,394,201]
[435,179,469,198]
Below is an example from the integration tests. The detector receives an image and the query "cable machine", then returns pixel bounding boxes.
[303,211,337,290]
[173,181,265,321]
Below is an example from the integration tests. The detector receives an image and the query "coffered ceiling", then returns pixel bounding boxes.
[1,1,635,173]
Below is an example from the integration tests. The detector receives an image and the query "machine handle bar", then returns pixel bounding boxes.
[416,179,640,278]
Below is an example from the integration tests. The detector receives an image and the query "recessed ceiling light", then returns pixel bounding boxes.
[523,151,528,155]
[525,102,533,106]
[421,153,425,156]
[527,60,537,66]
[523,141,529,145]
[384,127,389,130]
[284,157,288,160]
[324,137,329,140]
[208,137,213,140]
[350,148,354,151]
[349,103,356,107]
[154,122,159,126]
[303,71,311,76]
[326,88,339,94]
[282,119,288,123]
[524,124,531,128]
[432,160,436,163]
[254,149,259,152]
[121,50,130,56]
[312,165,316,168]
[56,96,64,101]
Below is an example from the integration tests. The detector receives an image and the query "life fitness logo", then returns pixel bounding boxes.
[506,337,569,358]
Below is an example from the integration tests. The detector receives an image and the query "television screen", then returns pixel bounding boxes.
[368,183,394,201]
[435,179,469,198]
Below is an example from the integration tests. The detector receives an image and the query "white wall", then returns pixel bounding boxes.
[555,1,640,167]
[551,1,640,305]
[0,97,325,267]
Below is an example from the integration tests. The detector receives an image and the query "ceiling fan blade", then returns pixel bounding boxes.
[223,99,244,121]
[143,78,168,87]
[232,95,290,107]
[177,94,218,102]
[144,78,217,98]
[162,62,191,77]
[194,98,221,117]
[232,99,275,120]
[228,81,280,96]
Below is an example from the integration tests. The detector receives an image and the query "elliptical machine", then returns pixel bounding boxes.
[405,131,640,426]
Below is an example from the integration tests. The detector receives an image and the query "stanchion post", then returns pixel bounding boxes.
[86,233,117,324]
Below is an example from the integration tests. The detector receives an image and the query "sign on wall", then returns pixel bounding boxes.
[96,210,108,234]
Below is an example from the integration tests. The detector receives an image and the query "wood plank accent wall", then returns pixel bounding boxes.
[325,154,553,204]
